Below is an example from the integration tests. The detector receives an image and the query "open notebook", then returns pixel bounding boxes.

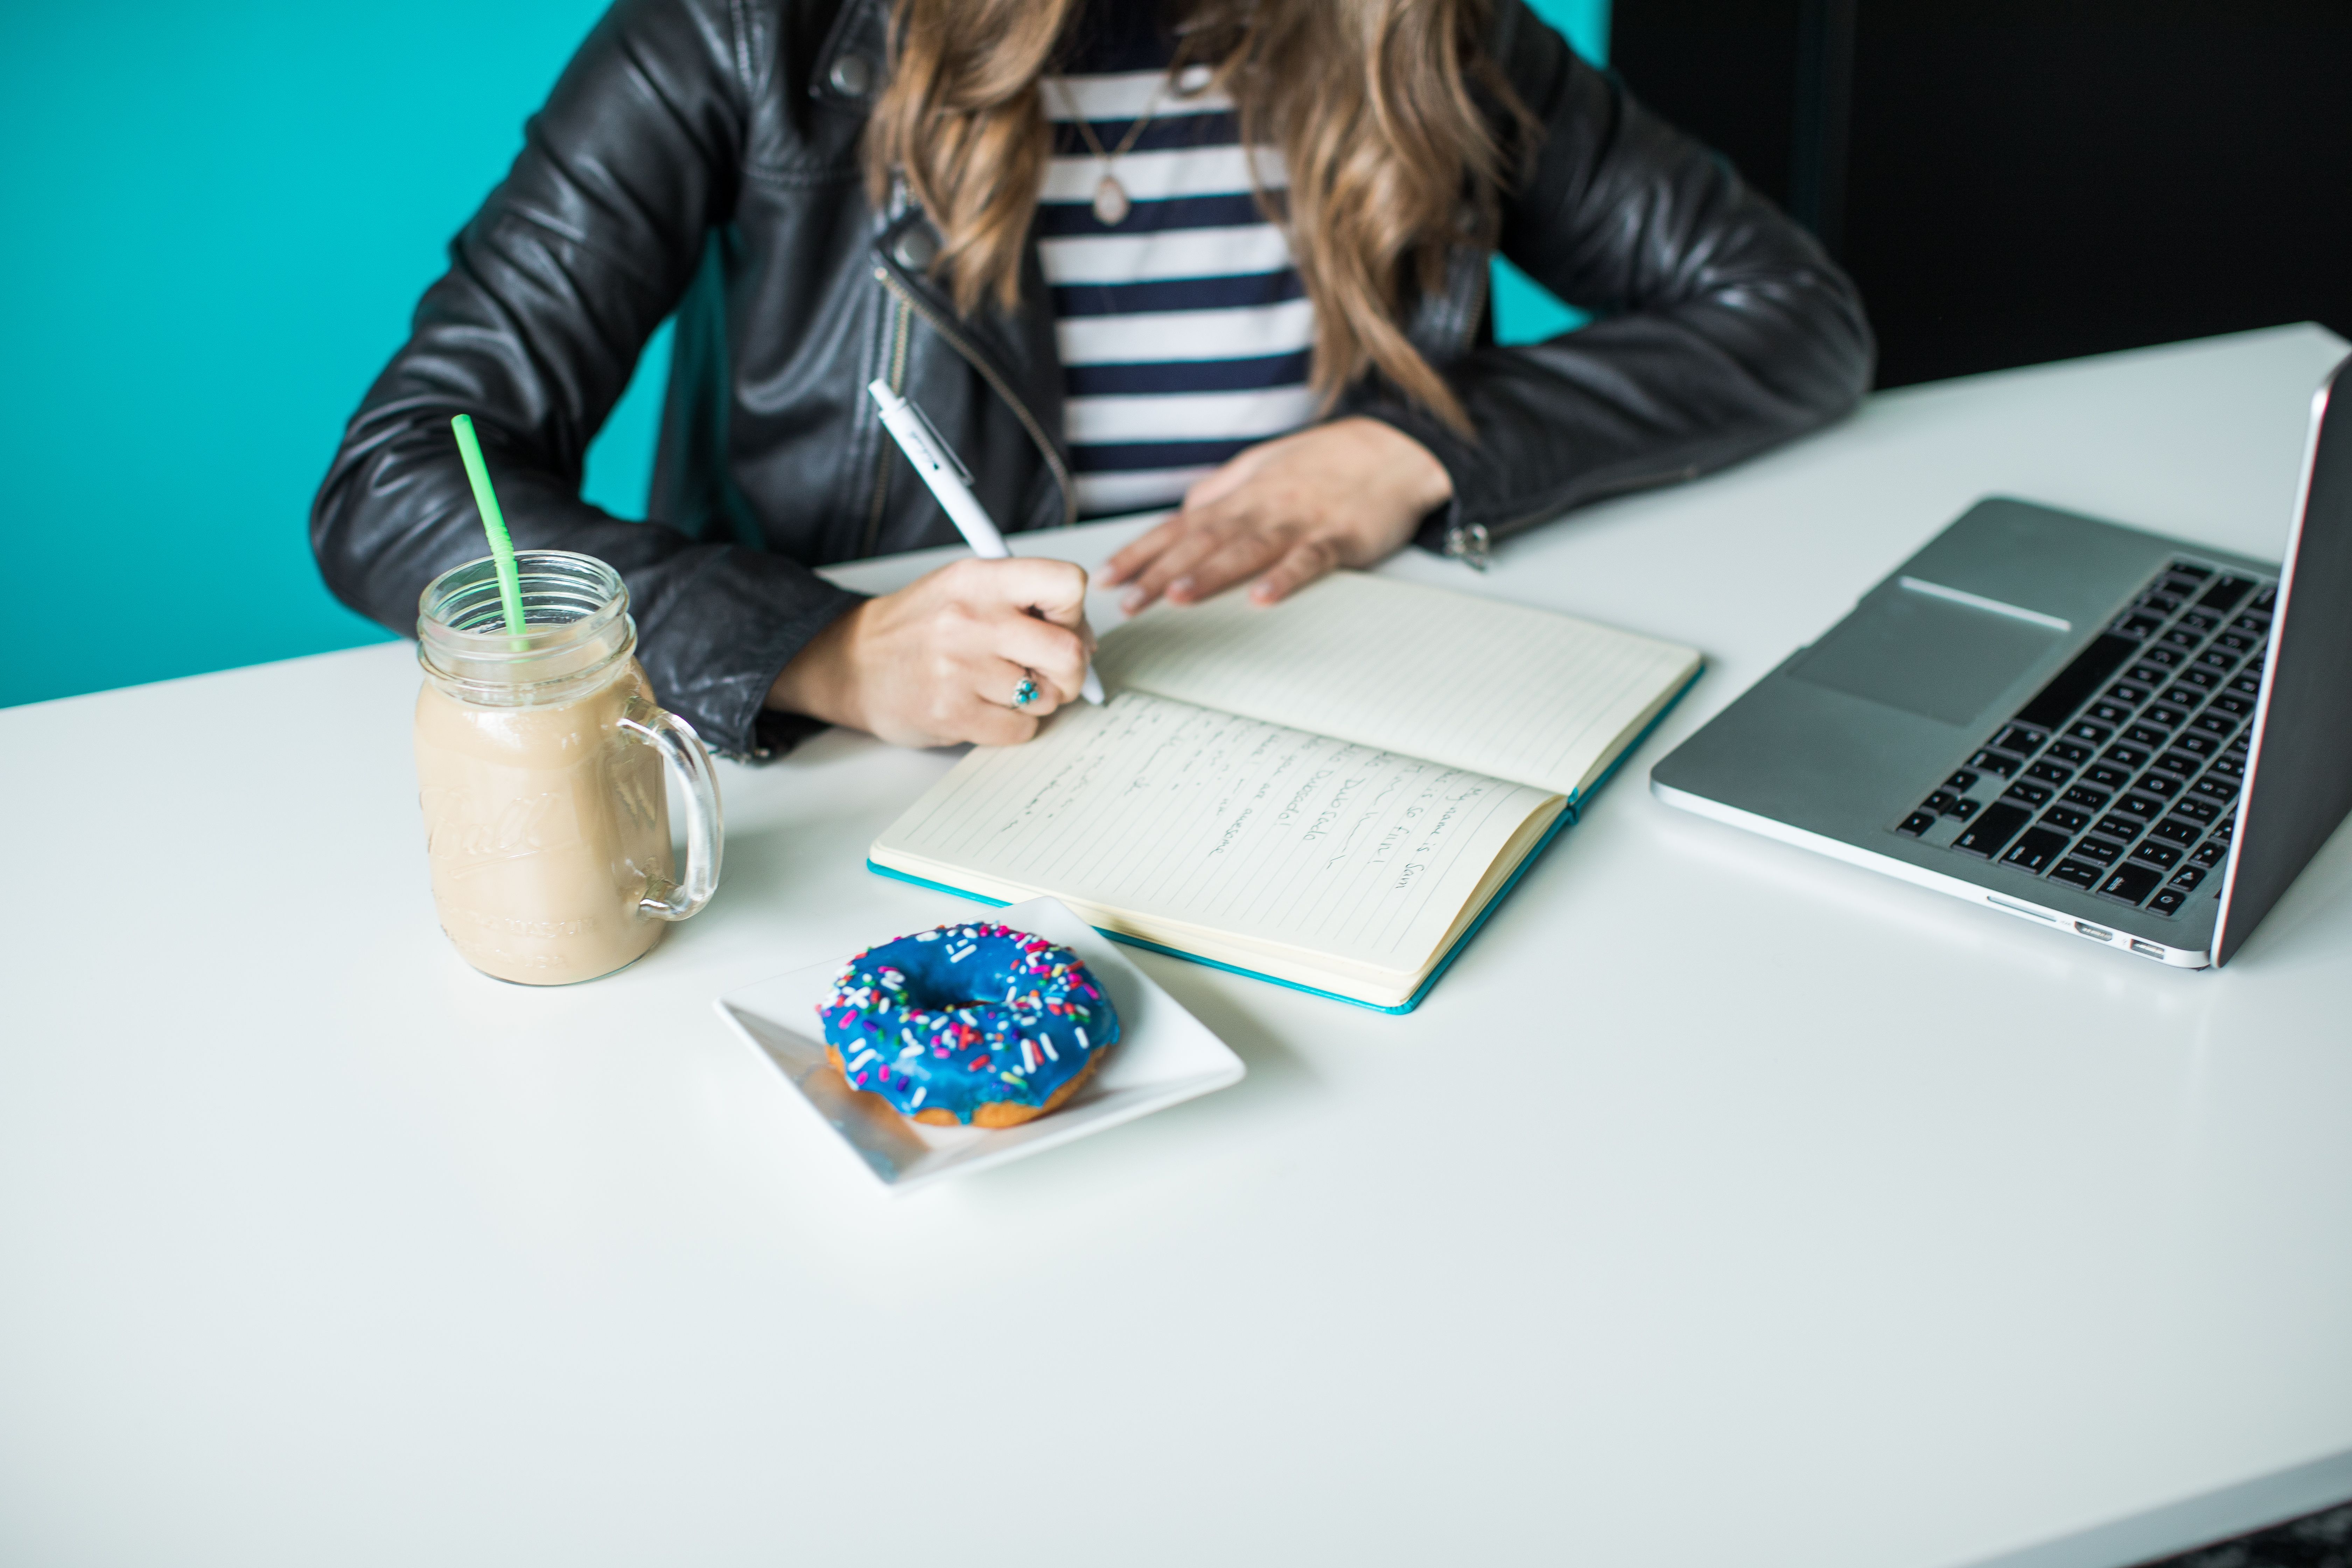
[870,571,1702,1011]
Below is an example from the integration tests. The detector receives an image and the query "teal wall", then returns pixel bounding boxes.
[0,0,1601,710]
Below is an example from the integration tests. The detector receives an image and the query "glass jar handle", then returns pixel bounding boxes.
[618,700,723,921]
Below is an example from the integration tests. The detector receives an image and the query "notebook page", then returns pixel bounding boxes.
[1093,571,1701,797]
[873,693,1556,979]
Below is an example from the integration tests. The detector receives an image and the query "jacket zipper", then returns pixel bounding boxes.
[1471,463,1705,558]
[861,292,914,557]
[874,266,1078,529]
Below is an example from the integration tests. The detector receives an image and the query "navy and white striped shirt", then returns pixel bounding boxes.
[1041,28,1316,518]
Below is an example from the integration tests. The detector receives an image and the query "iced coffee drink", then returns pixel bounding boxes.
[415,552,721,984]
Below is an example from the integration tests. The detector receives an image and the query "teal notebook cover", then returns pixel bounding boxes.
[867,667,1701,1015]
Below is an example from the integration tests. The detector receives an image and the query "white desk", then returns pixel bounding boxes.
[4,326,2347,1568]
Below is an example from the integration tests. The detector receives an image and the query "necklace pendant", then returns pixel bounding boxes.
[1092,174,1131,227]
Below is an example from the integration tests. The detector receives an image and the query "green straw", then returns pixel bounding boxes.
[450,414,527,638]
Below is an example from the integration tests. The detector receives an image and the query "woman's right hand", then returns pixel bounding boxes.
[766,556,1095,748]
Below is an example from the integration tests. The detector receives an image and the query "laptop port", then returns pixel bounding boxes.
[2074,920,2115,941]
[2129,939,2167,960]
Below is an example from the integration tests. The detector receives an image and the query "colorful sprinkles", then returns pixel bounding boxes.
[817,923,1121,1126]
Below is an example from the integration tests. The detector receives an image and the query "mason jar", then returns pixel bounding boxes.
[414,551,721,984]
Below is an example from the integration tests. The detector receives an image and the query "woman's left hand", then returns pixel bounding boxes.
[1100,417,1455,613]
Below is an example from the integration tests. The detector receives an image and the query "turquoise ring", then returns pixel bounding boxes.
[1011,675,1040,709]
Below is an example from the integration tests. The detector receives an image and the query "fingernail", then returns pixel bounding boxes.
[1169,577,1193,600]
[1121,590,1146,614]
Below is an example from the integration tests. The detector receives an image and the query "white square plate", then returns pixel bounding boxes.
[712,897,1245,1194]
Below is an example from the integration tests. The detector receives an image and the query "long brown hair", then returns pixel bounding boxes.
[864,0,1527,435]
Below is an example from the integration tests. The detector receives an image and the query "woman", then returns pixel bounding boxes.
[313,0,1870,760]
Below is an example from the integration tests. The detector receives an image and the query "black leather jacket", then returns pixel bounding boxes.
[313,0,1872,758]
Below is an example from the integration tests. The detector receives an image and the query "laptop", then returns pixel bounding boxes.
[1650,354,2352,967]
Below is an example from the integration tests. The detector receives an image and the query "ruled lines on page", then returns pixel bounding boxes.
[1093,571,1701,797]
[874,694,1556,975]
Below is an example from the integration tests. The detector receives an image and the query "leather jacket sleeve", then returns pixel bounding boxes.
[309,0,861,758]
[1346,5,1876,555]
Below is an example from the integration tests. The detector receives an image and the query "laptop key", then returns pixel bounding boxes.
[1925,791,1958,814]
[2116,791,2164,817]
[2128,663,2170,686]
[2073,835,2124,864]
[1898,810,1937,837]
[1946,798,1980,821]
[2102,743,2151,769]
[2179,667,2220,690]
[2099,863,2163,905]
[2142,703,2189,728]
[1969,749,2020,778]
[2132,772,2181,800]
[2106,681,2152,705]
[2190,778,2239,804]
[2142,645,2184,667]
[2191,713,2236,738]
[2061,785,2111,810]
[2172,797,2220,824]
[2216,632,2255,653]
[2192,841,2229,867]
[2093,814,2146,842]
[2160,629,2203,651]
[2002,781,2055,808]
[2135,590,2184,613]
[2087,701,2133,726]
[1945,768,1981,792]
[2047,741,2095,765]
[2168,866,2207,892]
[2177,610,2220,633]
[2229,614,2269,637]
[2169,562,2213,580]
[2195,650,2237,674]
[1952,803,2032,858]
[2064,720,2113,745]
[2249,584,2276,611]
[2147,887,2190,918]
[2002,828,2070,874]
[2150,818,2202,846]
[2116,611,2168,639]
[2124,723,2169,748]
[2025,760,2073,785]
[1994,724,2049,755]
[2086,763,2133,789]
[2161,685,2208,708]
[2210,693,2254,717]
[2013,635,2154,733]
[2132,840,2184,869]
[2040,806,2092,834]
[2196,575,2258,612]
[2048,858,2103,891]
[2226,673,2262,696]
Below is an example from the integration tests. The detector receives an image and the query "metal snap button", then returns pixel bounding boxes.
[892,224,939,270]
[827,54,874,98]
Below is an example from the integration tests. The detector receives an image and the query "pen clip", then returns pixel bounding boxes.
[901,392,972,485]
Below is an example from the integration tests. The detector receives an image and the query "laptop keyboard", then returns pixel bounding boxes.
[1892,561,2277,918]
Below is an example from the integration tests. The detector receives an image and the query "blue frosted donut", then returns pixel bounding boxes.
[817,922,1121,1127]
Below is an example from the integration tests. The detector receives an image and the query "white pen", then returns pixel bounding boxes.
[867,379,1104,705]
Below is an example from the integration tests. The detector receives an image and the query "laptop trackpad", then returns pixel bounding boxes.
[1789,587,2066,727]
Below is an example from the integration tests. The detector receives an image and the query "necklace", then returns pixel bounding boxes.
[1057,78,1161,226]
